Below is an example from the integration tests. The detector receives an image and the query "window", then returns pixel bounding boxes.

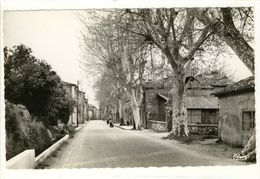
[188,109,201,124]
[201,109,218,124]
[242,111,255,131]
[188,109,218,124]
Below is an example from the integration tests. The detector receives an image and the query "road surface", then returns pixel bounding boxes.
[38,120,243,168]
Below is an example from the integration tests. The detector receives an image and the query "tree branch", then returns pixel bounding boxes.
[183,25,212,65]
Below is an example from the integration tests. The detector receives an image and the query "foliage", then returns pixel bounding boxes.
[94,71,119,111]
[194,7,254,73]
[81,8,254,134]
[4,44,75,125]
[5,101,52,160]
[81,14,147,129]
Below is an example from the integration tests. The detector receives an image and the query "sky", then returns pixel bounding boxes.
[3,10,252,108]
[3,10,99,107]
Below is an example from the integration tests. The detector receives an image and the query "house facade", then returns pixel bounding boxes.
[185,84,220,135]
[78,90,89,124]
[213,76,255,146]
[88,105,98,120]
[62,81,88,126]
[141,73,232,133]
[62,81,78,126]
[142,86,170,131]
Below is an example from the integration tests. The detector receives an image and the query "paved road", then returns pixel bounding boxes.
[39,120,243,168]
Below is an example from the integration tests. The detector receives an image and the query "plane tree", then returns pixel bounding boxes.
[195,7,255,162]
[194,7,254,73]
[108,8,220,136]
[81,7,255,141]
[81,15,148,129]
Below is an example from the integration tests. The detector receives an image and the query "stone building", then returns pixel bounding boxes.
[62,81,78,126]
[88,104,98,120]
[184,74,230,135]
[141,83,170,131]
[141,73,232,133]
[212,76,255,146]
[62,81,88,126]
[78,90,88,124]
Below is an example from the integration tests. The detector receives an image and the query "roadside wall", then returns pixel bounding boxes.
[35,135,69,166]
[7,134,69,169]
[6,150,35,169]
[147,120,167,131]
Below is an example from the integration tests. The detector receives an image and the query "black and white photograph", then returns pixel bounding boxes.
[0,1,259,179]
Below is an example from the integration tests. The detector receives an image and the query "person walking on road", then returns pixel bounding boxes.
[106,112,114,127]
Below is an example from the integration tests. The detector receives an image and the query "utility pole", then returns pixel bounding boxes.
[76,80,79,127]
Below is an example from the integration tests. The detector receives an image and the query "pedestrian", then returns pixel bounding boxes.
[106,112,113,127]
[109,119,114,127]
[107,118,110,125]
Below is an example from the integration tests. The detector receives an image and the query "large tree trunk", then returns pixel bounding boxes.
[195,8,255,160]
[220,8,254,73]
[129,88,142,130]
[233,130,256,162]
[168,69,189,137]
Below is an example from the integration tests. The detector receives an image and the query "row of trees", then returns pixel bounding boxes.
[81,8,254,135]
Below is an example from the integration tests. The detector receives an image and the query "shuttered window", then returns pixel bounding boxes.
[242,111,255,131]
[188,109,218,124]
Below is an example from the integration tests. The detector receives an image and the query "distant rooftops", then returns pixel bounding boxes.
[187,73,233,89]
[61,81,85,94]
[61,81,77,87]
[143,72,233,90]
[212,76,254,97]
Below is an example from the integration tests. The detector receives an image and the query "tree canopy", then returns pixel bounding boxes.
[4,44,75,125]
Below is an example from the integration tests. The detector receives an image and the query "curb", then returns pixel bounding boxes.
[35,134,69,167]
[114,124,135,130]
[115,125,127,130]
[75,122,88,131]
[75,125,82,131]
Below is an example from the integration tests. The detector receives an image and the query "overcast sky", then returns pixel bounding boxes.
[3,10,99,107]
[3,10,252,108]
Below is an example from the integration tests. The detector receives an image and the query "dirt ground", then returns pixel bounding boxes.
[116,124,252,163]
[164,134,254,163]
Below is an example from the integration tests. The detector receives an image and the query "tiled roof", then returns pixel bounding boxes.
[212,76,254,96]
[144,73,233,90]
[187,74,233,89]
[61,81,77,86]
[157,93,219,109]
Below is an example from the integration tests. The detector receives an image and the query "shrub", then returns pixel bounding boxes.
[4,44,75,125]
[5,101,52,160]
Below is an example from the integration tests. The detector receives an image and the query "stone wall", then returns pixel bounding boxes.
[186,88,212,97]
[144,88,169,122]
[147,120,167,131]
[218,92,255,146]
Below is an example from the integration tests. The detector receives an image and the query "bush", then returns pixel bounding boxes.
[5,101,52,160]
[4,44,75,125]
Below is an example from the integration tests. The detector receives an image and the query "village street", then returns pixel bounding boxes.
[38,120,244,169]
